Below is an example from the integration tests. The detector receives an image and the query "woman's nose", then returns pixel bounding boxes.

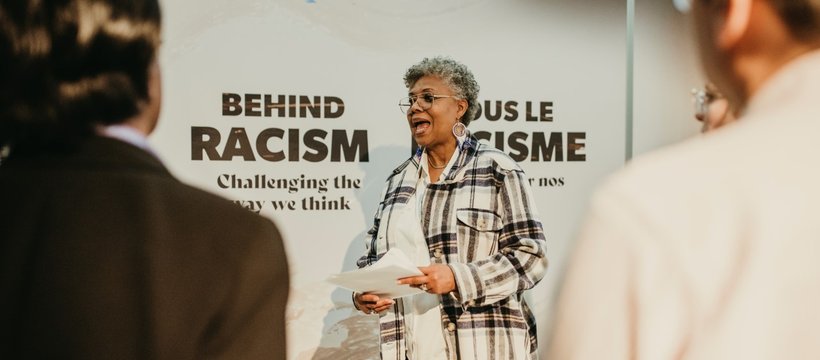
[409,99,424,113]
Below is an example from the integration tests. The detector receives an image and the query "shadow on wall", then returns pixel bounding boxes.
[302,145,408,360]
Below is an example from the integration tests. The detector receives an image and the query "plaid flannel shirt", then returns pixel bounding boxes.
[357,135,548,360]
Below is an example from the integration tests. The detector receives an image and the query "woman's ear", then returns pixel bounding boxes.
[457,99,468,119]
[718,0,753,49]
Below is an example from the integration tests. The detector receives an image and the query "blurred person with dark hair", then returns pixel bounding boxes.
[0,1,289,359]
[550,0,820,358]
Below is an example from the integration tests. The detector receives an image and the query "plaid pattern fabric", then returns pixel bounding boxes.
[357,135,548,360]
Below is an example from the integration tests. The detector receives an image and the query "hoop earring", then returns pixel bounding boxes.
[452,121,467,147]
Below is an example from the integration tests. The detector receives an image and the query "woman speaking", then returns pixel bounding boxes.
[353,57,548,360]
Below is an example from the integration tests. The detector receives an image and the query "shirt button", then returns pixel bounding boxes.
[434,249,443,258]
[447,322,456,332]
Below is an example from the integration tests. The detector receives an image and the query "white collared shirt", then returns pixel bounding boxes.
[393,147,461,360]
[97,124,159,159]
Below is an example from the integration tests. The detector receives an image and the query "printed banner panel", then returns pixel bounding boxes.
[152,0,627,358]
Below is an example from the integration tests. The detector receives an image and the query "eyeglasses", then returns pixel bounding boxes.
[673,0,691,13]
[398,93,459,114]
[691,84,724,121]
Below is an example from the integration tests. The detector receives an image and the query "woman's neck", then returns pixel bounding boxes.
[426,141,456,168]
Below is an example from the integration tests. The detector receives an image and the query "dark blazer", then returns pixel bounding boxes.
[0,136,289,359]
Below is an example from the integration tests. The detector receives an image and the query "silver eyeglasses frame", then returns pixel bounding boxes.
[673,0,691,13]
[398,93,460,114]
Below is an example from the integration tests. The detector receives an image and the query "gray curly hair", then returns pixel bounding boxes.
[403,56,480,126]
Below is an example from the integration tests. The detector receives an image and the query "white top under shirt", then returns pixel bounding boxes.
[393,147,460,360]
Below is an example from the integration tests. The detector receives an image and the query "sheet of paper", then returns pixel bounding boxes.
[327,248,424,298]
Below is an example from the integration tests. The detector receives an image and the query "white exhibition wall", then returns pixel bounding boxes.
[633,0,701,156]
[150,0,700,358]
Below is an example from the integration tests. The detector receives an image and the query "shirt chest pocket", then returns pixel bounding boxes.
[456,208,503,262]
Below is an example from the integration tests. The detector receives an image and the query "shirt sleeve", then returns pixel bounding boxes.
[201,219,290,360]
[547,182,691,360]
[448,168,548,307]
[356,181,391,269]
[546,187,637,359]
